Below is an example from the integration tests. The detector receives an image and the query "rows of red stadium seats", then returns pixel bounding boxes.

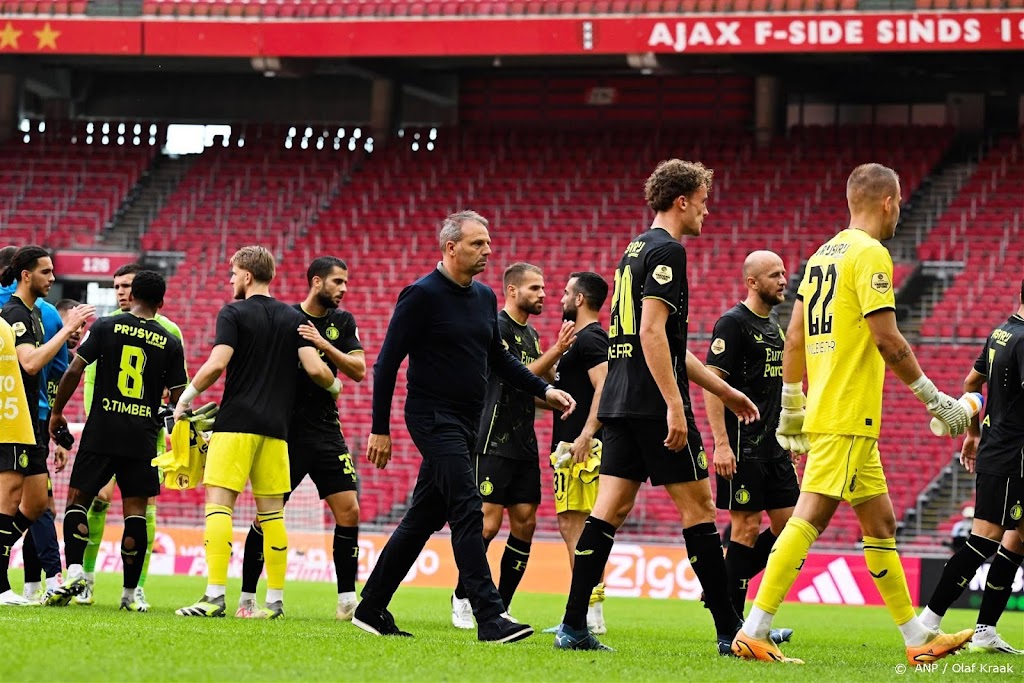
[7,123,977,545]
[0,0,86,13]
[3,0,1022,15]
[69,0,1024,18]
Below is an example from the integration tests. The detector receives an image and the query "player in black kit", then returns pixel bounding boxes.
[918,280,1024,654]
[553,159,759,653]
[0,246,94,607]
[239,256,366,621]
[49,271,187,611]
[451,262,576,627]
[549,272,609,634]
[704,250,798,642]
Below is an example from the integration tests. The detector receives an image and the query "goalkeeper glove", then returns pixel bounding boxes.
[910,375,969,437]
[187,402,219,432]
[776,383,810,454]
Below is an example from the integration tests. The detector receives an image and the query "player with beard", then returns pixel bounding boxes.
[548,272,610,634]
[0,246,94,606]
[451,262,576,627]
[20,298,82,603]
[704,251,798,643]
[0,247,72,605]
[239,256,366,620]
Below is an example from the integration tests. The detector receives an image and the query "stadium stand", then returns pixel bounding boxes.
[0,0,88,14]
[4,0,1023,16]
[0,126,156,250]
[919,133,1024,343]
[45,121,948,545]
[124,0,1024,18]
[3,115,982,545]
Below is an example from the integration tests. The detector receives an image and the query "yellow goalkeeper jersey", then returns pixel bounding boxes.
[798,228,896,439]
[0,317,36,445]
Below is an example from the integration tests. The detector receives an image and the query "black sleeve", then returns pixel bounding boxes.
[705,314,744,377]
[578,329,609,371]
[498,315,517,351]
[293,309,314,349]
[338,312,363,354]
[165,339,189,390]
[75,319,103,364]
[371,284,427,435]
[973,340,989,377]
[489,309,548,399]
[213,305,239,349]
[1,304,36,348]
[1015,340,1024,388]
[641,241,687,313]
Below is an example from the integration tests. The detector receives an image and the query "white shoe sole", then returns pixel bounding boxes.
[487,625,534,644]
[352,617,383,636]
[968,642,1023,655]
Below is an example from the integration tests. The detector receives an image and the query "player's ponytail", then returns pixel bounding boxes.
[0,245,50,287]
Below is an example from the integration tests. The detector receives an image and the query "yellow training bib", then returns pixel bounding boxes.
[0,318,36,445]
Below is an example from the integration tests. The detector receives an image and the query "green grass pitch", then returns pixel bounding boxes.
[2,574,1019,681]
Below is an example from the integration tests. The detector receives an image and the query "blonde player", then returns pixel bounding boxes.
[732,163,975,665]
[174,246,337,619]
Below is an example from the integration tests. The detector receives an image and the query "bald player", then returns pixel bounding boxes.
[704,251,797,633]
[732,164,974,664]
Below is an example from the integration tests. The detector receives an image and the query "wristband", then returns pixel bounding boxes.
[909,375,938,404]
[179,383,200,407]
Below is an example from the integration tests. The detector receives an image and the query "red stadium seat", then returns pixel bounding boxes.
[12,121,966,545]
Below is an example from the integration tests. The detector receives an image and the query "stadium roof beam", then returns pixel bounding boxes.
[23,66,71,101]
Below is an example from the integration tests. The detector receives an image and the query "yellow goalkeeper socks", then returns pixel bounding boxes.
[752,517,818,618]
[258,510,288,592]
[203,504,233,588]
[863,536,916,627]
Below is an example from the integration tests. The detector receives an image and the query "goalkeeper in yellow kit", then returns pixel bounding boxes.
[732,163,975,665]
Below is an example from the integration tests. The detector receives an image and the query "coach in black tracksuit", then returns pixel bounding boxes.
[352,210,576,644]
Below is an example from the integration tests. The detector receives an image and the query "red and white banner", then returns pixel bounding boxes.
[54,251,139,281]
[1,13,1024,57]
[617,13,1024,53]
[10,524,915,606]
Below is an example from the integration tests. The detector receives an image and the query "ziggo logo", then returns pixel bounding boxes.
[358,540,441,583]
[604,544,702,600]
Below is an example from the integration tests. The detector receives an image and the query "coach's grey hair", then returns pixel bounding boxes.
[439,210,489,252]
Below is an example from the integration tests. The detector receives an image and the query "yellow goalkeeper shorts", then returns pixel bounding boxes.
[550,441,601,514]
[204,432,290,497]
[801,433,888,506]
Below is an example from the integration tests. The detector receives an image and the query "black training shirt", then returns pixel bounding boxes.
[76,314,188,459]
[705,303,787,462]
[974,314,1024,478]
[212,295,313,440]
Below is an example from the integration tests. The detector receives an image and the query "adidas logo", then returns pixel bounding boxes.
[796,558,865,605]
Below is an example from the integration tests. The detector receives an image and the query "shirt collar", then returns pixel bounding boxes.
[436,262,471,289]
